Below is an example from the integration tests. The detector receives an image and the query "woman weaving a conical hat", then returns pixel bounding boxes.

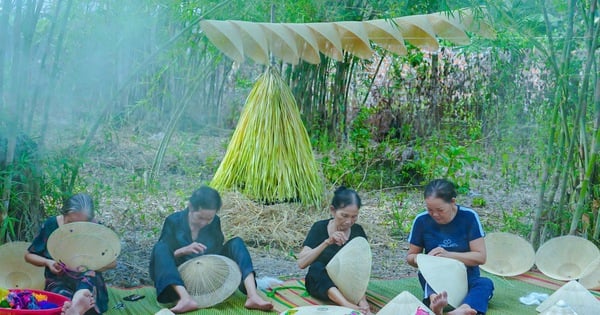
[24,193,116,315]
[297,186,372,315]
[406,179,494,315]
[149,186,273,314]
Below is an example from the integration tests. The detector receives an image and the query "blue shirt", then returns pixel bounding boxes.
[408,205,485,278]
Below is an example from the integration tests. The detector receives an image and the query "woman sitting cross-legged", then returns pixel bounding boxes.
[406,179,494,315]
[297,186,372,315]
[25,193,116,315]
[149,185,273,314]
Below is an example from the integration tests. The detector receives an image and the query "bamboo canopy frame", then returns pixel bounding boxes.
[206,7,495,207]
[199,8,495,64]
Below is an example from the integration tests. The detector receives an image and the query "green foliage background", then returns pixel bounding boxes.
[0,0,598,248]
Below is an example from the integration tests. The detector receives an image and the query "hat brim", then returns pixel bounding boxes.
[535,235,600,281]
[326,236,372,304]
[417,254,467,307]
[178,255,241,308]
[481,232,535,277]
[0,241,45,289]
[47,222,121,271]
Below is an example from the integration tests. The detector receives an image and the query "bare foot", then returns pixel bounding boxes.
[430,291,448,315]
[358,299,373,315]
[244,294,273,311]
[447,304,477,315]
[170,296,199,314]
[61,289,94,315]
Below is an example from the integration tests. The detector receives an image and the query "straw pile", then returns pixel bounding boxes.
[219,191,397,251]
[211,67,323,207]
[220,191,316,249]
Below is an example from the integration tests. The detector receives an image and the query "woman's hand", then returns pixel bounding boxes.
[328,231,348,246]
[175,242,207,257]
[427,239,487,267]
[428,246,447,257]
[46,259,63,275]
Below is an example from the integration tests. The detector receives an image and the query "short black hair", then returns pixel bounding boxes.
[424,179,457,203]
[189,186,222,211]
[331,186,362,210]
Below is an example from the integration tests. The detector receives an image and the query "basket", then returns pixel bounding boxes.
[0,289,69,315]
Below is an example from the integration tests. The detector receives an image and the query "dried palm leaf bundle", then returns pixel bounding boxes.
[211,67,323,207]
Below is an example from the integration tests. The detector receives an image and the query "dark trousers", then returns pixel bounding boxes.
[150,237,255,303]
[305,261,336,301]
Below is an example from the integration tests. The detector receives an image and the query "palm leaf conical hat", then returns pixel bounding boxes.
[0,241,45,289]
[535,235,600,281]
[481,232,535,277]
[178,255,241,308]
[325,236,372,304]
[536,280,600,314]
[416,254,468,308]
[47,221,121,271]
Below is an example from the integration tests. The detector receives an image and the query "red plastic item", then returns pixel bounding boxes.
[0,289,69,315]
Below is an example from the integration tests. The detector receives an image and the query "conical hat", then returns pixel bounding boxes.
[377,291,434,315]
[392,15,439,51]
[325,236,372,304]
[535,235,600,281]
[363,19,407,56]
[305,22,344,61]
[283,23,321,64]
[426,14,470,45]
[539,300,578,315]
[578,257,600,289]
[178,254,241,308]
[260,23,300,65]
[230,20,269,64]
[47,221,121,271]
[480,232,535,277]
[279,305,361,315]
[0,241,45,289]
[199,20,245,62]
[536,280,600,314]
[416,254,467,307]
[334,21,373,59]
